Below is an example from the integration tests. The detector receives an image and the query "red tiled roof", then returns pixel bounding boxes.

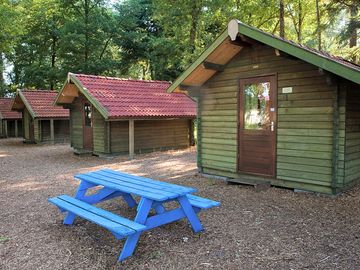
[0,98,21,119]
[73,74,196,119]
[21,90,69,118]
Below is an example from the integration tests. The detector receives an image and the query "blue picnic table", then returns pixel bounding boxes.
[49,169,220,261]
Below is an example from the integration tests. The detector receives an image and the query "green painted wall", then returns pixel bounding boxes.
[0,119,3,137]
[134,119,190,153]
[109,119,191,155]
[23,108,30,141]
[92,108,108,155]
[197,45,357,194]
[70,96,84,149]
[110,121,128,153]
[344,82,360,186]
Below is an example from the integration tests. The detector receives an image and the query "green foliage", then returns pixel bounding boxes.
[0,0,358,97]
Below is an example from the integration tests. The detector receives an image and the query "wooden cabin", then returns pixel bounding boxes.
[54,73,196,157]
[166,19,360,195]
[12,90,70,144]
[0,98,22,138]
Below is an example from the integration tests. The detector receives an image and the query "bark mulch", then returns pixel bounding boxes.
[1,138,360,270]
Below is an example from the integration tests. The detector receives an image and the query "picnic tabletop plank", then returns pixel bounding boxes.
[74,169,196,202]
[94,169,196,195]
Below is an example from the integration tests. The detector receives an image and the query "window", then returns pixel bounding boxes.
[84,104,92,127]
[244,82,270,130]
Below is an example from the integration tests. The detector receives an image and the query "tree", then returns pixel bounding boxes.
[280,0,285,38]
[316,0,322,50]
[59,0,118,75]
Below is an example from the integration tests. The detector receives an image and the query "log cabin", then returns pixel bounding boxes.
[54,73,196,157]
[166,19,360,195]
[12,90,69,144]
[0,98,22,138]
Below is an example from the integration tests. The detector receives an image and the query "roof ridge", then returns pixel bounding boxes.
[72,73,170,84]
[20,89,58,92]
[242,21,359,68]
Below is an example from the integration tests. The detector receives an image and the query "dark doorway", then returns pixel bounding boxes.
[238,75,277,177]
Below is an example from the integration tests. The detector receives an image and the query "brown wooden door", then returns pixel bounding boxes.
[83,102,93,150]
[238,75,277,177]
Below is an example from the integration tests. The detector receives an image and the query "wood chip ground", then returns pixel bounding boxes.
[1,138,360,269]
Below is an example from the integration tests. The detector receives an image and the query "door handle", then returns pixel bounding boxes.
[270,121,274,132]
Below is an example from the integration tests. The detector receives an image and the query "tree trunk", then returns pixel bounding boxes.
[349,4,358,48]
[316,0,322,50]
[0,54,5,97]
[50,36,57,90]
[189,1,202,54]
[279,0,285,38]
[297,1,302,43]
[84,0,90,70]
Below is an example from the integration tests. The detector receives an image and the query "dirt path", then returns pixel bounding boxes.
[0,138,360,270]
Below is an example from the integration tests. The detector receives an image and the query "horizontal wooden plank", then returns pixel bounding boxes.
[278,107,333,115]
[201,110,237,116]
[201,121,236,128]
[278,128,333,137]
[278,135,332,145]
[277,162,332,175]
[202,137,236,146]
[276,175,331,186]
[201,148,237,157]
[277,155,332,167]
[277,169,331,182]
[277,142,332,152]
[278,114,333,122]
[202,127,237,134]
[201,115,237,122]
[202,159,237,170]
[201,153,237,163]
[202,132,237,140]
[277,149,332,159]
[279,99,333,108]
[278,91,333,101]
[278,121,332,129]
[202,144,237,151]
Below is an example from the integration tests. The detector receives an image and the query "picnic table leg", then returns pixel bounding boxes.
[122,193,137,208]
[119,198,153,261]
[178,196,203,233]
[152,202,166,214]
[63,181,91,225]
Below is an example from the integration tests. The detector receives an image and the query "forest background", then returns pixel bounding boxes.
[0,0,358,96]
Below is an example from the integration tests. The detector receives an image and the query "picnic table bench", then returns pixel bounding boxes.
[49,169,220,261]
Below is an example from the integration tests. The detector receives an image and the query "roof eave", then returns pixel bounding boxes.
[166,29,229,93]
[167,20,360,93]
[235,21,360,85]
[67,73,110,120]
[17,90,37,119]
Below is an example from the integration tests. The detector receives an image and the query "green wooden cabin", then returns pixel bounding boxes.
[167,20,360,195]
[0,98,23,138]
[12,90,70,144]
[55,73,196,157]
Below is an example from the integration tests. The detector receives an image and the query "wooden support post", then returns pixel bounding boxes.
[15,120,18,137]
[50,119,55,143]
[4,120,8,137]
[129,119,134,159]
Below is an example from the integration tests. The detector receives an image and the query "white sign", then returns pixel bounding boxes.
[282,87,293,94]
